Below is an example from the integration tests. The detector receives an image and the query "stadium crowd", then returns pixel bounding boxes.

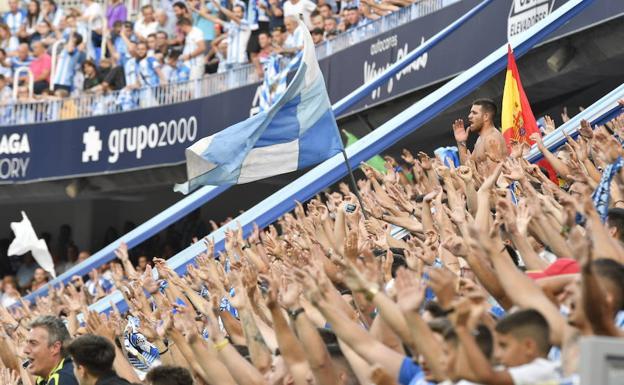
[1,99,624,385]
[0,0,417,108]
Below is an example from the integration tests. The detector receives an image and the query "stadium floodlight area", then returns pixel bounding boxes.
[579,336,624,385]
[526,83,624,163]
[23,0,492,304]
[89,0,595,314]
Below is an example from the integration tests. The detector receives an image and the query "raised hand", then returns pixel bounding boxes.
[453,119,468,142]
[86,311,116,342]
[62,284,83,313]
[515,200,532,236]
[440,232,468,257]
[114,241,130,261]
[360,162,380,181]
[477,162,504,194]
[579,119,593,139]
[0,368,19,385]
[401,149,416,164]
[457,165,473,183]
[418,152,432,171]
[140,265,160,294]
[279,280,301,309]
[450,297,472,328]
[529,132,544,148]
[137,313,159,341]
[561,106,570,123]
[394,267,425,312]
[543,115,556,134]
[156,311,173,339]
[567,225,592,268]
[423,186,441,204]
[427,267,457,309]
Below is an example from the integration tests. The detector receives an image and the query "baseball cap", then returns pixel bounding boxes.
[526,258,580,280]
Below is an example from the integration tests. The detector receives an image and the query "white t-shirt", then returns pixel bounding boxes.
[83,1,103,28]
[226,21,251,64]
[284,25,304,50]
[183,26,205,68]
[508,358,561,385]
[283,0,316,29]
[134,19,159,39]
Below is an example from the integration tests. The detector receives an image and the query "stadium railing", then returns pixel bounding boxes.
[1,0,458,125]
[23,0,492,303]
[526,84,624,163]
[86,0,594,313]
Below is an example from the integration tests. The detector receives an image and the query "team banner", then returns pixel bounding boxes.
[1,0,622,183]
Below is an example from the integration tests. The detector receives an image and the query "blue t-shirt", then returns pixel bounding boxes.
[398,357,435,385]
[10,55,33,71]
[137,56,161,87]
[192,7,215,41]
[113,34,133,67]
[170,63,191,83]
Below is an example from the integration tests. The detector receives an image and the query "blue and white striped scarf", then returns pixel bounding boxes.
[123,316,161,371]
[259,53,301,112]
[592,156,624,223]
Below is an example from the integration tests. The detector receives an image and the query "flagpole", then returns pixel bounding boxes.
[336,129,368,219]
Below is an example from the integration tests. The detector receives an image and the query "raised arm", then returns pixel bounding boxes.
[211,0,242,24]
[312,293,406,379]
[265,275,312,385]
[468,225,570,347]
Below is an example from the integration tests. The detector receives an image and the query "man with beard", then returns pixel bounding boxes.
[453,98,508,174]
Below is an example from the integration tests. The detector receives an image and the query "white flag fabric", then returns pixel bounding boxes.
[8,211,56,279]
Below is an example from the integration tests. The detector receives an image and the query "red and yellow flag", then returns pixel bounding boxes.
[501,45,557,182]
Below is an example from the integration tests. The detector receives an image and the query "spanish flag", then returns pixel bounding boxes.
[501,45,557,182]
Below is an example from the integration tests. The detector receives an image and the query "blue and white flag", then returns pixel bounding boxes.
[175,21,342,194]
[259,54,296,112]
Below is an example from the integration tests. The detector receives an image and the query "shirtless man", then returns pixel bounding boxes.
[453,98,508,174]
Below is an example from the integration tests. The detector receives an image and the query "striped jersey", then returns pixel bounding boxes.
[137,55,161,87]
[10,55,33,71]
[52,48,79,87]
[124,57,138,87]
[169,63,191,83]
[226,20,251,64]
[246,0,259,30]
[3,10,27,34]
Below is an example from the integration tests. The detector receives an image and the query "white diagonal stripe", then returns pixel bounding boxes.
[237,140,299,184]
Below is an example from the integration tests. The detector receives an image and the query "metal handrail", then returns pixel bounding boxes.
[0,0,456,125]
[49,40,65,91]
[12,67,34,100]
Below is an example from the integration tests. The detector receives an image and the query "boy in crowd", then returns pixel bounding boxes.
[164,49,190,84]
[67,335,133,385]
[453,308,561,385]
